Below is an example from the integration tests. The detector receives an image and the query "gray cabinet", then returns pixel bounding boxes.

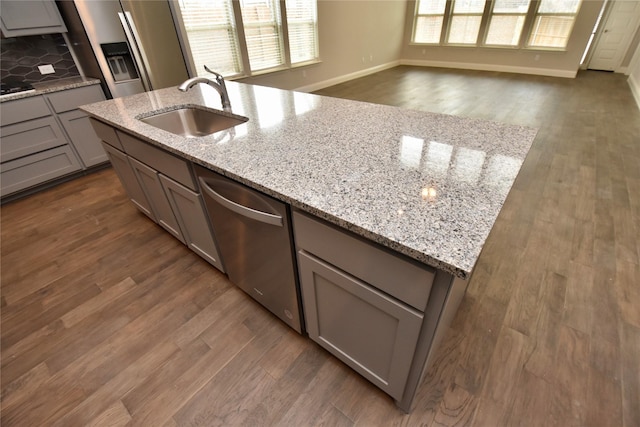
[47,85,108,168]
[0,116,68,163]
[0,96,81,197]
[159,175,223,270]
[1,146,81,197]
[0,84,108,199]
[0,0,67,37]
[298,251,424,400]
[293,210,440,405]
[129,156,185,243]
[101,142,155,220]
[90,119,224,272]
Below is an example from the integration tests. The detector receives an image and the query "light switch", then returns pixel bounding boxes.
[38,64,55,75]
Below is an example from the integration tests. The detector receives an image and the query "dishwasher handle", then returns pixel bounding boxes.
[199,177,283,227]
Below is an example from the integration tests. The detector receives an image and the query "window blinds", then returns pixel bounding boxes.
[285,0,318,64]
[178,0,242,77]
[447,0,486,45]
[485,0,531,46]
[240,0,285,71]
[177,0,318,77]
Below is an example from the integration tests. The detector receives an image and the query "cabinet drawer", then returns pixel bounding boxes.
[47,85,105,113]
[89,118,123,150]
[117,130,196,191]
[298,251,423,400]
[0,96,51,126]
[1,145,81,197]
[0,116,67,163]
[293,211,435,311]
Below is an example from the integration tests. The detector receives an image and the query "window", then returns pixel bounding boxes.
[285,0,319,64]
[485,0,531,46]
[177,0,242,77]
[528,0,581,48]
[413,0,447,44]
[240,0,285,72]
[411,0,582,50]
[176,0,318,78]
[447,0,486,45]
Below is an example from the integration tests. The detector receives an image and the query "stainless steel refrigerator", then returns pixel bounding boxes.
[59,0,189,99]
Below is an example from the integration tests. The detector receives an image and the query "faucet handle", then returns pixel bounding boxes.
[203,65,224,83]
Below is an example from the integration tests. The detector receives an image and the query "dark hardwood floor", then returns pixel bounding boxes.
[2,66,639,426]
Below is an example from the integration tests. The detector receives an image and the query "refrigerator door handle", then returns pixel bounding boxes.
[117,11,153,91]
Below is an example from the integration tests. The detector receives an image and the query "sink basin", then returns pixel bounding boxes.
[139,107,248,138]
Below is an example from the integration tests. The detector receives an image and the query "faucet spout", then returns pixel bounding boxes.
[178,69,231,112]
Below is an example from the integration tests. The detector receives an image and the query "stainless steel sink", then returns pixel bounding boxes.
[139,107,248,138]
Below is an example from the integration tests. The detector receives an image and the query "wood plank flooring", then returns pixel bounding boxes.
[2,66,639,426]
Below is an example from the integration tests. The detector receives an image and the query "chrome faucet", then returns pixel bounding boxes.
[178,66,231,112]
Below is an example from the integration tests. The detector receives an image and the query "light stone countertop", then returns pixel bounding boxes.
[80,81,538,279]
[0,76,101,102]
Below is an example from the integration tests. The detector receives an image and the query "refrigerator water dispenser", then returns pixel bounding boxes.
[101,42,139,82]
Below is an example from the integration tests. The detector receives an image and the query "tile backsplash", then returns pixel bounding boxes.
[1,34,80,83]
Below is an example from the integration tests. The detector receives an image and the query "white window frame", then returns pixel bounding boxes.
[411,0,582,51]
[484,0,532,47]
[526,0,582,49]
[446,0,491,46]
[412,0,448,44]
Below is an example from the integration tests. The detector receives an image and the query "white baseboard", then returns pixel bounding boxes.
[295,60,401,92]
[629,74,640,111]
[399,59,577,78]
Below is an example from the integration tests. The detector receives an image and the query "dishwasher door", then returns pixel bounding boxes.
[196,166,303,333]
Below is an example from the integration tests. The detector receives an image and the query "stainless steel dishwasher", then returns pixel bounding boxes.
[195,165,303,333]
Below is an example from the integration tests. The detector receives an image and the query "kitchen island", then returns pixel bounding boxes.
[81,81,537,412]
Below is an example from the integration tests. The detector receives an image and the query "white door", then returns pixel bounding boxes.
[588,0,640,72]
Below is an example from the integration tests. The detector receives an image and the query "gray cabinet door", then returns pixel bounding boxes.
[58,110,108,168]
[47,85,105,114]
[0,146,81,197]
[0,96,51,127]
[101,143,155,221]
[298,251,424,401]
[0,116,67,163]
[0,0,67,37]
[129,157,185,244]
[159,174,225,272]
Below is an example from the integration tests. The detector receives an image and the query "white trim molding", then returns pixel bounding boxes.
[296,61,401,92]
[399,59,577,78]
[629,38,640,110]
[629,73,640,110]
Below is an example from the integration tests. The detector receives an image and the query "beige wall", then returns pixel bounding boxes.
[401,0,605,78]
[239,0,407,90]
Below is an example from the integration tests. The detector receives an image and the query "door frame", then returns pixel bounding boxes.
[584,0,640,73]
